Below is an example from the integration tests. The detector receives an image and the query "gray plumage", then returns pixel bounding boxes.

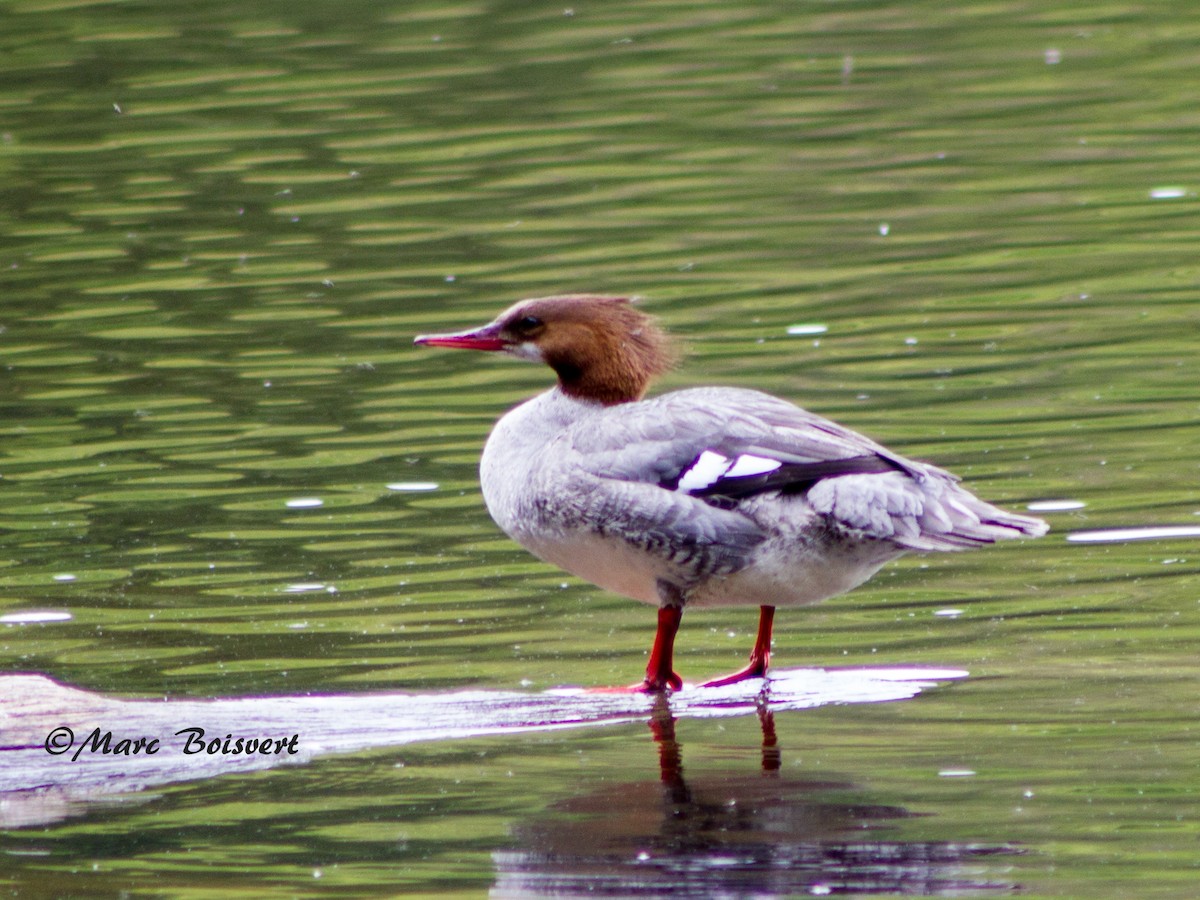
[480,386,1046,610]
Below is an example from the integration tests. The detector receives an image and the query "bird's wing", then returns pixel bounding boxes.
[573,386,935,494]
[556,387,1040,553]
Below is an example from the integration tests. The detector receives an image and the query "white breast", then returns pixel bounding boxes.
[519,529,666,604]
[479,389,596,543]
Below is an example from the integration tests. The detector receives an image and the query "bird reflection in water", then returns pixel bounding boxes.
[493,694,1020,897]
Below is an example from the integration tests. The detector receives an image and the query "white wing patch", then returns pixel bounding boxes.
[676,451,782,493]
[676,450,730,492]
[725,454,783,479]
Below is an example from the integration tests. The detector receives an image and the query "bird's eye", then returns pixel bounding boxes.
[515,315,543,332]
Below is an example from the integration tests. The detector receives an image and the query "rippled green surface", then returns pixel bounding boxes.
[3,0,1200,895]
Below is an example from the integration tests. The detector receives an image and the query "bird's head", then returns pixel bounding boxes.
[415,295,676,405]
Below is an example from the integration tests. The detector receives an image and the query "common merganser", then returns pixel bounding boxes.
[415,295,1047,692]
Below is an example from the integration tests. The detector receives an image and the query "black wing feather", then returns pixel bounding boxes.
[674,454,903,509]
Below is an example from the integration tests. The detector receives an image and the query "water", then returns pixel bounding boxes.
[2,0,1199,895]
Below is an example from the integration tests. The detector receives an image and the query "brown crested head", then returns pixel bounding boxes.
[415,295,676,405]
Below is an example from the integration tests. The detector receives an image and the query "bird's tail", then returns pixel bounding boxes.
[808,470,1048,552]
[906,479,1049,551]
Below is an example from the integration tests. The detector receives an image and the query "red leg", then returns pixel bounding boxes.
[640,605,684,692]
[584,606,683,693]
[702,605,774,688]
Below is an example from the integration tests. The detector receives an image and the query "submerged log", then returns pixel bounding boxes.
[0,666,966,828]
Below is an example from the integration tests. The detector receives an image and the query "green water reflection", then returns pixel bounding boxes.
[3,0,1200,895]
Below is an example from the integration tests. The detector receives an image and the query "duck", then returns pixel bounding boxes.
[415,295,1047,692]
